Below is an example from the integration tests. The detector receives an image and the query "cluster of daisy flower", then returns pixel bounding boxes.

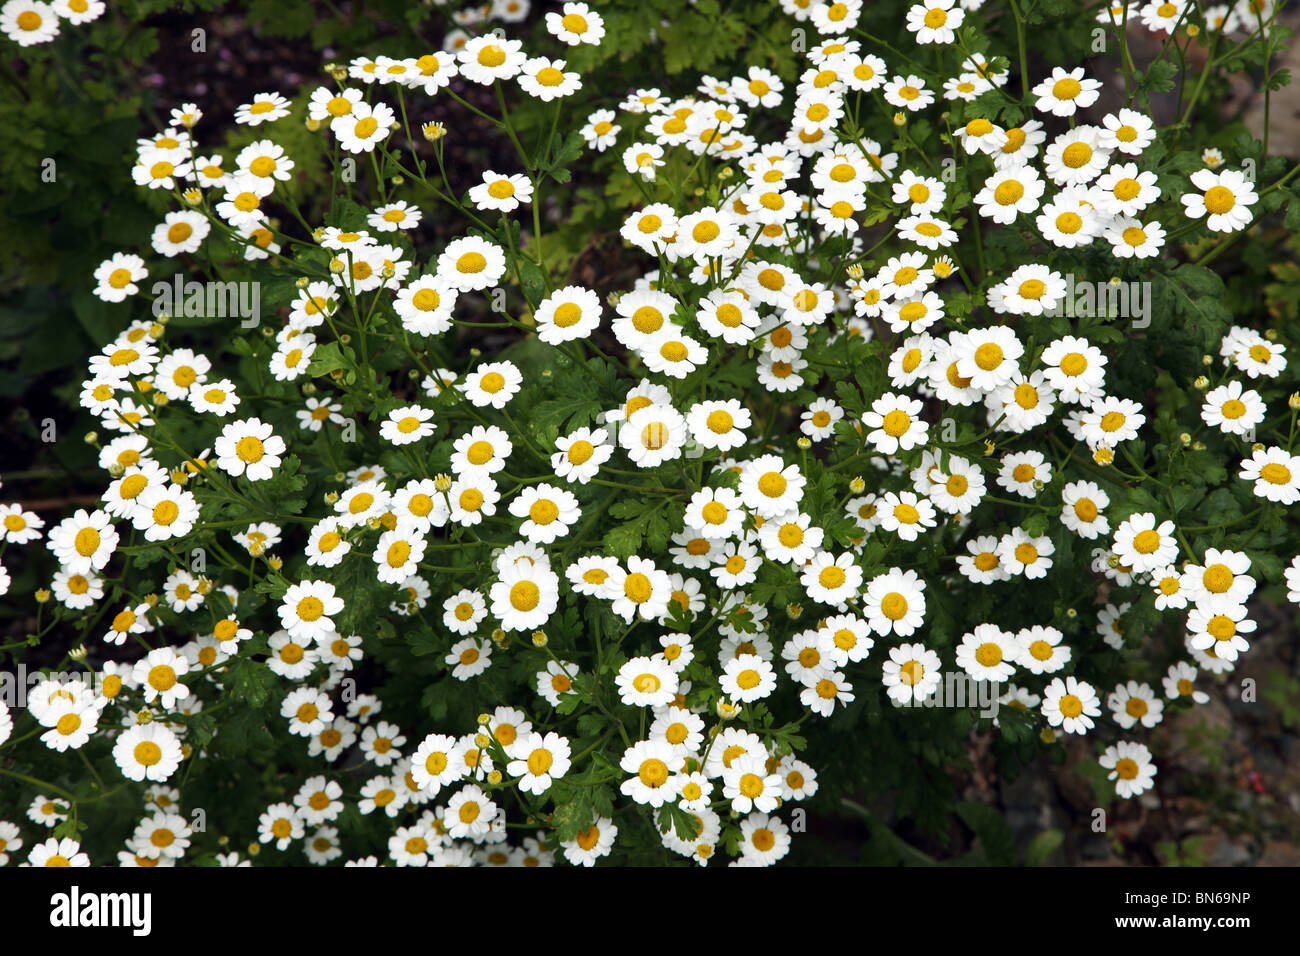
[4,0,1298,866]
[0,0,104,47]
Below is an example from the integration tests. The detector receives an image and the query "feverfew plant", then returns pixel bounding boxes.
[2,0,1299,868]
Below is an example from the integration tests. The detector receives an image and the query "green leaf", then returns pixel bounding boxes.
[1024,828,1064,866]
[225,658,278,708]
[658,802,703,842]
[955,801,1016,866]
[551,790,596,842]
[1285,191,1300,230]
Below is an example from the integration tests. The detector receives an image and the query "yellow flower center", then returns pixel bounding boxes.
[1203,185,1236,215]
